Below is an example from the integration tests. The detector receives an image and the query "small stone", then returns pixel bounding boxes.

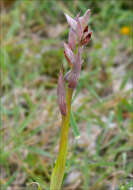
[64,171,81,186]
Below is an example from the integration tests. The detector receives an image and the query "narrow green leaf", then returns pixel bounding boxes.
[87,120,91,137]
[27,182,42,190]
[96,111,115,155]
[106,111,115,128]
[28,147,53,158]
[87,86,103,103]
[70,111,80,139]
[23,93,34,109]
[120,71,131,90]
[2,171,18,190]
[117,104,123,124]
[18,109,36,133]
[83,155,90,190]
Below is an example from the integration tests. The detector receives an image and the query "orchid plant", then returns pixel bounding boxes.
[50,9,92,190]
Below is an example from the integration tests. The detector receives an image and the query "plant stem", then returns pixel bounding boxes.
[50,87,73,190]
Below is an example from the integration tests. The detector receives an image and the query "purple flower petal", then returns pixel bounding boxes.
[64,43,75,66]
[79,9,91,29]
[76,16,83,41]
[68,28,77,50]
[64,13,77,31]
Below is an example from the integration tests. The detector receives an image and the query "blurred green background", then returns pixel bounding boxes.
[0,0,133,189]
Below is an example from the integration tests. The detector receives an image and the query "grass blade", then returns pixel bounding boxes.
[70,111,80,139]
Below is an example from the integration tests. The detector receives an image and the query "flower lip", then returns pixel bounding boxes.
[81,31,92,46]
[83,25,88,33]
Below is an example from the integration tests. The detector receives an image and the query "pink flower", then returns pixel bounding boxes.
[64,9,92,47]
[64,9,91,32]
[57,65,67,116]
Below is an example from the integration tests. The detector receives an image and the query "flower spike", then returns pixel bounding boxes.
[65,9,92,47]
[50,8,92,190]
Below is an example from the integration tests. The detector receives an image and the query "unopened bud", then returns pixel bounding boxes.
[68,47,82,89]
[57,65,67,116]
[68,28,77,51]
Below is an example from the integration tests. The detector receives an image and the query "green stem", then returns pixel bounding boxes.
[50,87,73,190]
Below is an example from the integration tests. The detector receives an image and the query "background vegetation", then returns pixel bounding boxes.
[1,0,133,189]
